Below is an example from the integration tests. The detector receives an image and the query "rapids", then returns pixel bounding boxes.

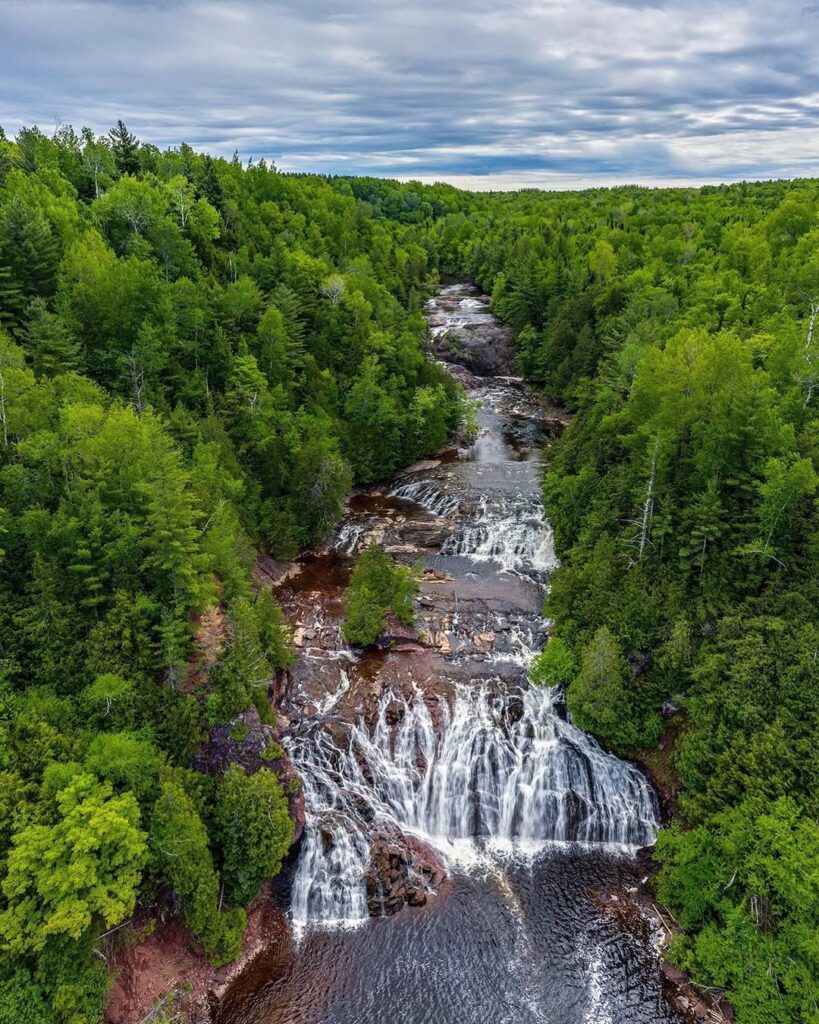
[217,282,680,1024]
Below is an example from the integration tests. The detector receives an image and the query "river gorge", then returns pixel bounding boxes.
[218,283,682,1024]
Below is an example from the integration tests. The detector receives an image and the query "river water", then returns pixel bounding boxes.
[219,284,680,1024]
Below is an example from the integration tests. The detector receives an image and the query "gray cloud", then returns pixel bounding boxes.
[1,0,818,187]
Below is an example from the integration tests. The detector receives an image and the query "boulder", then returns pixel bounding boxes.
[364,824,447,916]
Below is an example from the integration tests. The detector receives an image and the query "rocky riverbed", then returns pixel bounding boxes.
[212,283,691,1024]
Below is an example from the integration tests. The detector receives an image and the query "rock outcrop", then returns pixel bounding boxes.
[364,822,447,915]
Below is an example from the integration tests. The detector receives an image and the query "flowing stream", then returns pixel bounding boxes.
[219,283,679,1024]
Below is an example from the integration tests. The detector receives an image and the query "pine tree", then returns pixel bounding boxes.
[150,779,245,964]
[198,155,224,212]
[0,198,58,322]
[215,766,293,906]
[107,119,140,177]
[0,258,20,328]
[20,298,82,376]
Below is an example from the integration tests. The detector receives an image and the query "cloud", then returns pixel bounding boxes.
[1,0,817,187]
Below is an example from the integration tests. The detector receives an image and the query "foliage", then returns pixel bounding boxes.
[2,121,819,1021]
[149,779,244,965]
[566,626,642,748]
[214,766,294,906]
[0,121,466,1018]
[529,636,576,689]
[341,546,418,646]
[0,772,146,953]
[437,177,819,1022]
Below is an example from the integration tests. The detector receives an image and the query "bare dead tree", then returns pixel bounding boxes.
[625,440,658,565]
[170,180,191,228]
[795,290,819,407]
[124,350,146,414]
[321,275,345,305]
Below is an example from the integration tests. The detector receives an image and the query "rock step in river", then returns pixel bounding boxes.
[217,282,681,1024]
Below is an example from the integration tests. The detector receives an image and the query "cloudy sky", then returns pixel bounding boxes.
[2,0,819,189]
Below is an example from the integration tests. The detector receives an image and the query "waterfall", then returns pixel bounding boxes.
[333,521,368,555]
[287,684,658,930]
[441,494,558,578]
[286,292,659,935]
[390,479,461,517]
[289,725,372,929]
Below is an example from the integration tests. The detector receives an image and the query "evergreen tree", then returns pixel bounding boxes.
[107,120,140,177]
[20,299,82,376]
[214,766,293,906]
[0,197,58,321]
[150,779,245,964]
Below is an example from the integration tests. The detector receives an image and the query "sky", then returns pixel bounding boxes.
[2,0,819,190]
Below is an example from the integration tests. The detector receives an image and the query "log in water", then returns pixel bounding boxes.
[218,283,680,1024]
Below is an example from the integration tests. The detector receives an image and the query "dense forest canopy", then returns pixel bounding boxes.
[0,122,816,1023]
[0,122,467,1023]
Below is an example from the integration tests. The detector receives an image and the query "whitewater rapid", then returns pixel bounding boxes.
[284,284,658,933]
[220,283,677,1024]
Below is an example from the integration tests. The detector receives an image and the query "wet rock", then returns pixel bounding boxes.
[506,693,525,724]
[378,614,420,647]
[473,630,496,653]
[430,319,518,377]
[364,824,447,916]
[384,699,406,726]
[403,529,452,551]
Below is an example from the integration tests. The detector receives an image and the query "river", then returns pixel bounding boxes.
[217,283,681,1024]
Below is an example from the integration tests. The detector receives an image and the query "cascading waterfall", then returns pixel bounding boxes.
[286,292,659,935]
[390,479,462,517]
[441,494,558,577]
[333,521,368,555]
[288,684,658,929]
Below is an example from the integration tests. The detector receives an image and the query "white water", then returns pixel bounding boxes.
[390,479,462,517]
[441,494,558,579]
[334,521,369,555]
[287,308,658,934]
[288,679,658,930]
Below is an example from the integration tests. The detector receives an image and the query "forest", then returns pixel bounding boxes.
[0,122,816,1024]
[0,122,466,1022]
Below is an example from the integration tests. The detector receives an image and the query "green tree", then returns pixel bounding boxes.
[342,547,418,646]
[0,773,147,953]
[84,732,165,806]
[80,674,135,729]
[530,636,577,689]
[107,120,140,177]
[150,779,244,964]
[566,627,639,749]
[343,361,403,482]
[214,766,293,906]
[290,437,352,545]
[20,298,82,377]
[0,196,57,322]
